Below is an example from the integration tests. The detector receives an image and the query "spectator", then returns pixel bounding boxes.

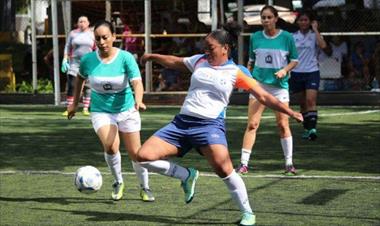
[346,41,371,90]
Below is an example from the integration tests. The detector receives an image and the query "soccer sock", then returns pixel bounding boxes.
[104,152,123,183]
[66,96,74,107]
[132,161,149,189]
[308,111,318,130]
[139,160,189,181]
[222,171,253,214]
[281,136,293,166]
[82,97,91,110]
[301,112,309,130]
[241,148,252,166]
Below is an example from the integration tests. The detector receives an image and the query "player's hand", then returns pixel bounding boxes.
[61,58,70,73]
[291,111,303,123]
[67,104,77,120]
[140,54,150,65]
[135,102,147,111]
[311,20,319,32]
[275,69,287,79]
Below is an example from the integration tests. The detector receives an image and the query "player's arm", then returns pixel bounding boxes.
[140,53,190,73]
[131,78,146,111]
[235,71,303,122]
[67,75,85,119]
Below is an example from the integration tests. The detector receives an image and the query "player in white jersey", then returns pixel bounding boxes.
[136,22,303,226]
[236,5,299,176]
[290,11,327,141]
[67,20,155,202]
[61,16,96,116]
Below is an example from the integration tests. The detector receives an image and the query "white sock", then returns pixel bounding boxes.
[222,171,253,214]
[139,160,189,181]
[241,148,252,166]
[132,161,149,189]
[281,136,293,166]
[104,152,123,183]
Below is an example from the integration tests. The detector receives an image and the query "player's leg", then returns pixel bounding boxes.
[137,135,197,203]
[275,107,296,175]
[303,71,320,140]
[201,144,255,226]
[92,113,124,200]
[63,74,75,116]
[82,79,91,116]
[236,98,265,174]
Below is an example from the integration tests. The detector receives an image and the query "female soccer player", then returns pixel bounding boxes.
[236,5,299,176]
[61,16,95,116]
[67,20,154,202]
[290,11,327,140]
[136,22,303,226]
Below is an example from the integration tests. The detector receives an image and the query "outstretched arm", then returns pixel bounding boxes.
[235,72,303,122]
[140,53,190,73]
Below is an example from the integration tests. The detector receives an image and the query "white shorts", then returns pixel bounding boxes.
[91,108,141,133]
[249,82,289,103]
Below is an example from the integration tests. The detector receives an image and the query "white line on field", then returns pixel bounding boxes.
[0,170,379,180]
[227,110,380,120]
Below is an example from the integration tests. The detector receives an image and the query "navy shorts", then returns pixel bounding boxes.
[154,114,228,157]
[289,71,320,94]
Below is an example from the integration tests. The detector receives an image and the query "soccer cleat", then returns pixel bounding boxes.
[181,168,199,204]
[308,128,317,141]
[82,109,90,116]
[140,188,155,202]
[239,212,256,226]
[111,182,124,201]
[284,165,297,176]
[236,164,249,174]
[62,110,68,116]
[302,129,317,141]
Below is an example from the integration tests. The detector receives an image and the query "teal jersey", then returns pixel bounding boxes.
[249,30,298,89]
[79,49,141,113]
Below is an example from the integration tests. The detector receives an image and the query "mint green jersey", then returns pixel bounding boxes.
[249,30,298,89]
[79,49,141,113]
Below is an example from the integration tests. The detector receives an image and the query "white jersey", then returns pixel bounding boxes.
[292,30,320,73]
[181,54,257,119]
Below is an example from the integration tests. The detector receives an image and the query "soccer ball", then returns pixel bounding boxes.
[74,166,102,194]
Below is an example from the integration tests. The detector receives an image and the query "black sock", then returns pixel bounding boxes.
[308,111,318,129]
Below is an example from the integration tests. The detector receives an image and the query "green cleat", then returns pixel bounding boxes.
[240,212,256,226]
[82,109,90,116]
[302,129,317,141]
[140,188,155,202]
[181,168,199,204]
[111,182,124,201]
[62,110,68,116]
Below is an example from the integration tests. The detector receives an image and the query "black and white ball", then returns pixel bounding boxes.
[74,166,102,194]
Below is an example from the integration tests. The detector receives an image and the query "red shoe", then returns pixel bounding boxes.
[284,165,296,176]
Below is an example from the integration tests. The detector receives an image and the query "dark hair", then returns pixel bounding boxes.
[206,21,241,52]
[260,5,278,17]
[93,20,115,34]
[296,11,315,22]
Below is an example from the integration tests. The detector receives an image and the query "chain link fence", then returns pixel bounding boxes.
[0,0,379,94]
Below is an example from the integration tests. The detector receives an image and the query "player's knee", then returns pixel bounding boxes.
[136,148,154,162]
[246,121,260,132]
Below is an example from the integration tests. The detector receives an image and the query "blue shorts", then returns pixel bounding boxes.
[154,114,228,157]
[289,71,320,94]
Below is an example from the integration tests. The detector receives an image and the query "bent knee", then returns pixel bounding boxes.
[246,121,260,131]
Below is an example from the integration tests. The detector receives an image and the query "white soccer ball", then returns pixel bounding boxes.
[74,166,102,194]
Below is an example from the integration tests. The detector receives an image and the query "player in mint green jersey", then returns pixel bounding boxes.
[67,20,154,202]
[236,5,299,176]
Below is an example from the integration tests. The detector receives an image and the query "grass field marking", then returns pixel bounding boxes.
[227,109,380,120]
[1,170,379,180]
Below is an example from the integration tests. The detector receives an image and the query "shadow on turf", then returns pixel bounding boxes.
[0,196,114,205]
[31,207,234,225]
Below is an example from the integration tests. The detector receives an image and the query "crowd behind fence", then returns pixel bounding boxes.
[0,0,379,95]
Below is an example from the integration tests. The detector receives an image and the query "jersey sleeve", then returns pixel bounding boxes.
[234,68,258,91]
[78,54,89,79]
[123,51,141,81]
[288,33,299,62]
[183,54,204,72]
[248,33,256,63]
